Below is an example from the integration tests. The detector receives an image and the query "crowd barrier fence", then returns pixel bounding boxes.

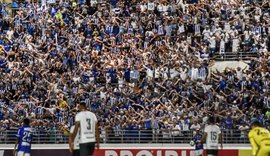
[0,129,250,144]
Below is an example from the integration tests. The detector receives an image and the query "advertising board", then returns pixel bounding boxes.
[0,149,246,156]
[0,144,251,156]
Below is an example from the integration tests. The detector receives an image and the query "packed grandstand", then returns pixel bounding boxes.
[0,0,270,144]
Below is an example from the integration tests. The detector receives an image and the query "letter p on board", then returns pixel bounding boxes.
[105,150,118,156]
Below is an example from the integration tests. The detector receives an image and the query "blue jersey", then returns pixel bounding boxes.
[16,126,33,153]
[193,133,203,150]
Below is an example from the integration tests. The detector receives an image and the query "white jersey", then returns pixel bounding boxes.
[204,124,221,149]
[75,111,98,143]
[70,126,80,150]
[147,2,155,11]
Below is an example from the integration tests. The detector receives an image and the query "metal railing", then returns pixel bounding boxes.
[213,51,258,61]
[0,129,250,144]
[0,130,69,144]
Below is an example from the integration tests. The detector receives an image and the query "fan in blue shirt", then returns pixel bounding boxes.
[14,118,33,156]
[192,129,204,156]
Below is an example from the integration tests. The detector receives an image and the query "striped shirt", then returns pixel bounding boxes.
[130,70,139,80]
[151,118,159,129]
[85,98,91,108]
[198,67,207,79]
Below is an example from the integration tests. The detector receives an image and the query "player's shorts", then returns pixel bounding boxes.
[79,142,95,156]
[206,149,218,156]
[17,151,30,156]
[73,149,80,156]
[195,149,203,156]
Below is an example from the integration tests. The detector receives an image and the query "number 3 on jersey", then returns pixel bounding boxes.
[86,118,91,130]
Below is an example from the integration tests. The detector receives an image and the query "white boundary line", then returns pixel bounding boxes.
[0,144,252,150]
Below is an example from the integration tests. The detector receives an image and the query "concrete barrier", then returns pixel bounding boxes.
[210,61,249,73]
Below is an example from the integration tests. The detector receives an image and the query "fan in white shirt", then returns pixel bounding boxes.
[190,66,199,81]
[180,67,188,81]
[170,68,179,79]
[236,67,244,80]
[140,2,147,12]
[6,29,14,40]
[202,27,211,40]
[147,2,155,11]
[190,120,201,132]
[232,36,240,53]
[209,35,216,49]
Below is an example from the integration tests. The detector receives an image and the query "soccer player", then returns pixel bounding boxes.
[71,102,100,156]
[13,118,33,156]
[248,119,270,156]
[192,128,203,156]
[200,116,222,156]
[69,124,80,156]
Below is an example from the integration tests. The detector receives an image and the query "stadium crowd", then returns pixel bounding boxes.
[0,0,270,143]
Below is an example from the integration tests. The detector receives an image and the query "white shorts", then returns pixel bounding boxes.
[17,151,30,156]
[190,150,203,156]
